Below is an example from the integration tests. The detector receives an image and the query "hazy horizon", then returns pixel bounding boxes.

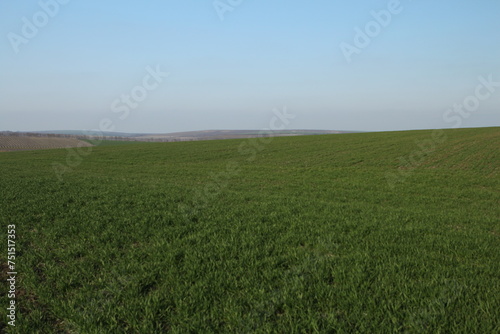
[1,0,499,133]
[2,126,499,136]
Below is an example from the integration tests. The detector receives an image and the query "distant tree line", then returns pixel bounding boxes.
[0,131,194,143]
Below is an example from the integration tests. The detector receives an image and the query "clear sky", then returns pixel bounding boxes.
[1,0,499,133]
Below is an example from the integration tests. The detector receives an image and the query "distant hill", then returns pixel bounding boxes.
[0,134,92,152]
[32,129,359,142]
[37,130,140,137]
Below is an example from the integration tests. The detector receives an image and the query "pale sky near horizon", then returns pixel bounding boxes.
[1,0,499,133]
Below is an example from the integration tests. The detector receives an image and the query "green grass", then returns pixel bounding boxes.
[1,127,499,333]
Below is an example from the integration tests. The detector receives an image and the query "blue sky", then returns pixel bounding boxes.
[1,0,499,133]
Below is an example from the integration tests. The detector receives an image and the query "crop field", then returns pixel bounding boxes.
[0,136,92,152]
[0,127,499,333]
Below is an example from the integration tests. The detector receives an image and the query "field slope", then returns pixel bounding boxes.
[0,127,499,333]
[0,135,92,152]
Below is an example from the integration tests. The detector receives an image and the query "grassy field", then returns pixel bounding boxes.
[1,127,499,333]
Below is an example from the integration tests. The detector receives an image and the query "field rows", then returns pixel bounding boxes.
[0,136,92,151]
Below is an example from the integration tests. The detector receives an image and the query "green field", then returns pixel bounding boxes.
[1,127,499,333]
